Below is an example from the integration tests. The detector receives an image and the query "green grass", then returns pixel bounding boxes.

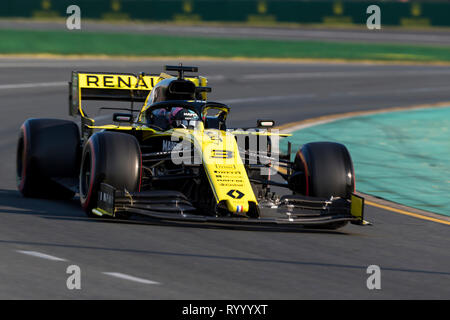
[1,29,450,62]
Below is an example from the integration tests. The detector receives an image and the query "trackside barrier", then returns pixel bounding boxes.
[1,0,450,27]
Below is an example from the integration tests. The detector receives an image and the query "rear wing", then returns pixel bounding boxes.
[68,71,207,117]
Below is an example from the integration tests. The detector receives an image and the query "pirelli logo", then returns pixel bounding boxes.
[79,74,158,90]
[211,149,233,159]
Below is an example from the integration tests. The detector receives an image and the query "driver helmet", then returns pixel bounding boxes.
[169,107,199,128]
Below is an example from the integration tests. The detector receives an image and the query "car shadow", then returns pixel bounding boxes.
[0,191,447,276]
[0,188,351,235]
[0,188,84,217]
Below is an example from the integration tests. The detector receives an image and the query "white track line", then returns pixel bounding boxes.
[16,250,68,262]
[2,68,450,91]
[0,81,66,90]
[102,272,160,285]
[222,93,316,104]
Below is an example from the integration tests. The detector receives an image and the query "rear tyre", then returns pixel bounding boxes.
[79,131,142,218]
[289,142,355,229]
[16,119,80,199]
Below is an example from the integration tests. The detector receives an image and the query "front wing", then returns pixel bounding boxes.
[93,183,365,227]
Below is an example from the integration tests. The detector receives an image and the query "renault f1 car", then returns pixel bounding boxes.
[16,65,365,229]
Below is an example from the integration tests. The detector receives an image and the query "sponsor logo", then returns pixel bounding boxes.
[227,189,245,199]
[99,191,113,205]
[211,149,233,159]
[162,139,178,152]
[80,74,155,89]
[206,131,222,143]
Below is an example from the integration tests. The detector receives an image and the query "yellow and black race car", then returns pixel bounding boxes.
[16,65,365,229]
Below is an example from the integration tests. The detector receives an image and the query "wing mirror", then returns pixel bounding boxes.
[257,119,275,128]
[113,113,133,123]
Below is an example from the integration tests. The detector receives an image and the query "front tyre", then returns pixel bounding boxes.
[290,142,355,199]
[289,142,355,229]
[79,131,142,217]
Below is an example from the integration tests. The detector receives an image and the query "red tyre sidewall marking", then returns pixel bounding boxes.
[348,155,356,193]
[298,150,309,196]
[82,141,96,211]
[352,166,356,192]
[18,124,27,192]
[138,146,143,193]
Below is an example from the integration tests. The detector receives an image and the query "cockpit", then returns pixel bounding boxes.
[142,101,229,132]
[146,107,201,130]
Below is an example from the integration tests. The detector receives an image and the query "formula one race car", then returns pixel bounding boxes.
[16,65,365,229]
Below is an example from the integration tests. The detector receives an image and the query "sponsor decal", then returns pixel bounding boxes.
[211,149,233,159]
[80,74,155,89]
[162,139,178,152]
[99,191,113,206]
[227,189,245,199]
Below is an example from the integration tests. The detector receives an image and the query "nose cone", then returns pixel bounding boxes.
[225,199,249,214]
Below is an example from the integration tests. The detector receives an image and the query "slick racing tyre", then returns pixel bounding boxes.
[17,118,80,199]
[289,142,355,230]
[290,142,355,199]
[79,131,142,217]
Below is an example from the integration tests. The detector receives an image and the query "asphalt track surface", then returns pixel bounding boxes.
[0,57,449,299]
[2,19,450,45]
